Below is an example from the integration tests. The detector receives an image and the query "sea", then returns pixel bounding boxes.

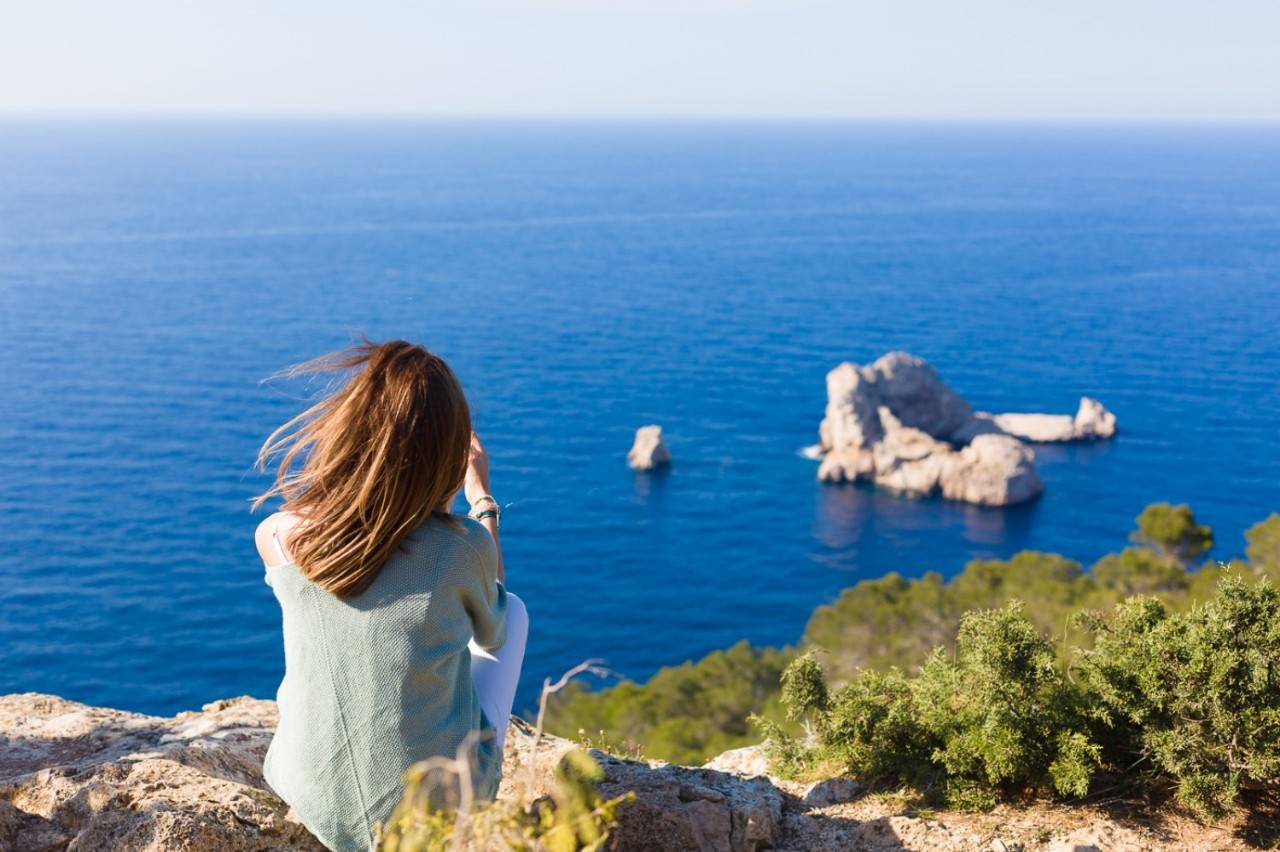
[1,120,1278,716]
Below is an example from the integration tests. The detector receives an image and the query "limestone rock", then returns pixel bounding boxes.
[868,408,951,496]
[987,411,1078,443]
[800,776,860,806]
[627,424,672,471]
[987,397,1118,443]
[866,352,973,440]
[1073,396,1117,439]
[816,446,874,483]
[815,353,1114,505]
[820,363,884,451]
[817,353,972,457]
[0,693,322,852]
[940,434,1044,506]
[2,693,786,852]
[702,745,770,778]
[503,730,783,852]
[948,412,1005,443]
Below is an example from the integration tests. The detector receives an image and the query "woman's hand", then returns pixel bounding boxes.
[464,433,492,508]
[464,433,504,582]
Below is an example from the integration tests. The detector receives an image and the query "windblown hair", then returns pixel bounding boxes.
[255,339,471,597]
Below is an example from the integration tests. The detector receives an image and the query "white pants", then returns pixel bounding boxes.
[468,592,528,755]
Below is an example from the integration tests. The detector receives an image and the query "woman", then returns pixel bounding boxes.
[252,339,528,852]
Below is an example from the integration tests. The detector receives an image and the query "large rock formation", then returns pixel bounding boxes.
[627,424,672,471]
[0,694,1247,851]
[0,693,321,852]
[816,353,1115,505]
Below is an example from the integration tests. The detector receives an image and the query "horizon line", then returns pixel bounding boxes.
[2,111,1279,127]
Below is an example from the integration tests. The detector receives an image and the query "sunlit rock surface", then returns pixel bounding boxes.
[816,352,1115,505]
[0,693,321,852]
[627,424,673,471]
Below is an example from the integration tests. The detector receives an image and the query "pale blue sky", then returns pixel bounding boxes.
[3,0,1278,120]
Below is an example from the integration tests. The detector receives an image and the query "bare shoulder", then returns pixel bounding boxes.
[255,511,299,567]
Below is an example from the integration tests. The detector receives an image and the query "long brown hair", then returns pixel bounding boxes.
[254,339,471,597]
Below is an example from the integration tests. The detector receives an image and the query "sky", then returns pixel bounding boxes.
[2,0,1278,121]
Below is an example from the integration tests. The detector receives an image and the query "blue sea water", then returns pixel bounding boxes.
[1,120,1278,717]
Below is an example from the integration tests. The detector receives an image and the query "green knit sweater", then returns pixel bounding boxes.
[262,516,508,852]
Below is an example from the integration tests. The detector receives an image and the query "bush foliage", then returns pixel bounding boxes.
[759,602,1100,810]
[1131,502,1215,565]
[1075,577,1280,819]
[377,748,631,852]
[544,641,791,765]
[761,576,1280,819]
[542,506,1280,821]
[1246,513,1280,579]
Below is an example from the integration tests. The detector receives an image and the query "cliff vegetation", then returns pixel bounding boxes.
[546,505,1280,780]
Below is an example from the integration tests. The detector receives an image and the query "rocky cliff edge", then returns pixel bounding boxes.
[0,694,1248,852]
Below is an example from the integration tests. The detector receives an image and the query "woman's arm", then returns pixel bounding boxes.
[464,433,504,584]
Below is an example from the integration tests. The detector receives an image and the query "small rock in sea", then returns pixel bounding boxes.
[627,425,672,471]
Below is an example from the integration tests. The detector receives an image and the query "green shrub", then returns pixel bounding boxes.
[1090,546,1195,599]
[543,504,1276,782]
[759,577,1280,820]
[820,667,932,784]
[543,641,792,765]
[751,715,818,780]
[762,604,1099,808]
[1131,503,1214,565]
[1246,514,1280,580]
[1074,576,1280,820]
[916,604,1098,803]
[779,652,828,724]
[802,571,956,682]
[802,544,1198,683]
